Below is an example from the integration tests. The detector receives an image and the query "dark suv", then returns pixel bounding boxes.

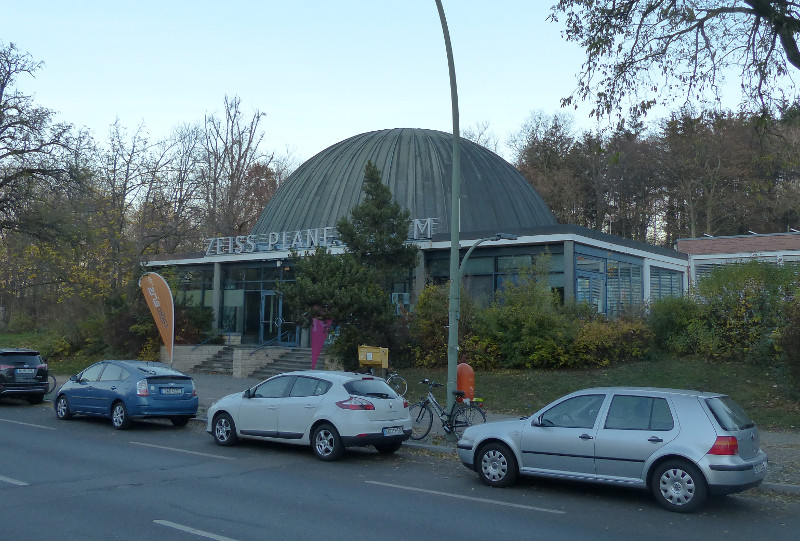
[0,348,50,404]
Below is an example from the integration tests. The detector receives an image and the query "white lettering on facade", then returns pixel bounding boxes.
[203,218,437,256]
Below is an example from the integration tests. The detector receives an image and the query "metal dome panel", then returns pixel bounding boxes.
[250,128,557,238]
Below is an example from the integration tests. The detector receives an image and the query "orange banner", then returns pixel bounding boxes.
[139,272,175,364]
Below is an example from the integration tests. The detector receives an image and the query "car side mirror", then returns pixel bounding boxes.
[70,375,78,382]
[531,415,543,427]
[243,389,252,399]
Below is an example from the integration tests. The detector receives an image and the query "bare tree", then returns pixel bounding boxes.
[200,96,267,237]
[462,120,500,153]
[551,1,800,120]
[0,42,71,235]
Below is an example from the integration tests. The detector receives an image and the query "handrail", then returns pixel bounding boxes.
[249,331,291,355]
[193,327,233,350]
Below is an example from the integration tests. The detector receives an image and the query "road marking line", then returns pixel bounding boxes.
[130,441,235,460]
[154,520,238,541]
[0,474,29,486]
[0,418,56,430]
[366,481,565,514]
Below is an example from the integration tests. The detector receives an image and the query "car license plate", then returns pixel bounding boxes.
[383,426,403,437]
[161,387,183,395]
[15,368,35,375]
[753,461,767,475]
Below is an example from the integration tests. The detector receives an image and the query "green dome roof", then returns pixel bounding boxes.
[251,128,557,238]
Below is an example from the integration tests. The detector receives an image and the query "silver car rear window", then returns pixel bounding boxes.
[706,396,756,431]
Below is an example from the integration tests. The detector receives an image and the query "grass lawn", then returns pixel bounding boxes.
[399,357,800,431]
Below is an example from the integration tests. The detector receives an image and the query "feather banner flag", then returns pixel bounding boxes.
[139,272,175,365]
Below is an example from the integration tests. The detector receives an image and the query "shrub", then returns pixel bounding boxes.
[647,296,703,355]
[408,283,477,368]
[695,261,797,362]
[573,319,653,367]
[777,301,800,391]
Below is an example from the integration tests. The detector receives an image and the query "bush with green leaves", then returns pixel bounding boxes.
[407,282,477,368]
[694,261,799,362]
[573,318,653,367]
[474,261,579,369]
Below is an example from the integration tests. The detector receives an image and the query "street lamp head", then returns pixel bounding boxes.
[493,233,518,241]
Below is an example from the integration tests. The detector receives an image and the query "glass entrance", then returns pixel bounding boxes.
[259,290,296,346]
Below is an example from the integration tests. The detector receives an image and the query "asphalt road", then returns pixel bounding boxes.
[2,399,800,541]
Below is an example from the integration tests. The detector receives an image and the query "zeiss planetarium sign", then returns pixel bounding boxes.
[204,218,437,256]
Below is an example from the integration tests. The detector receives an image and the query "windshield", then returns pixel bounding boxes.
[344,378,397,399]
[706,396,756,431]
[0,352,43,365]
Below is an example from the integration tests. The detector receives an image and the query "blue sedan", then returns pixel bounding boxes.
[55,360,198,429]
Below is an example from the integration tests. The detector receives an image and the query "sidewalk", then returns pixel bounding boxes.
[188,371,800,495]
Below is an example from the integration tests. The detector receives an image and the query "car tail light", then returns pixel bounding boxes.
[336,396,375,410]
[137,379,150,397]
[707,436,739,455]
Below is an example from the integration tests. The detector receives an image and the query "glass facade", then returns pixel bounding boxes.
[650,266,683,299]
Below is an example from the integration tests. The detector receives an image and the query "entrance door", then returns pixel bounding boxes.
[259,291,297,346]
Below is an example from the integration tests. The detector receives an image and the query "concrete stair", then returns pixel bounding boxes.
[248,348,319,379]
[192,346,235,374]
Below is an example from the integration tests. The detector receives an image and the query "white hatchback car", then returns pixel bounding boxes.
[207,370,411,460]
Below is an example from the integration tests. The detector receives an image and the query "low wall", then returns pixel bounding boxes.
[161,345,228,373]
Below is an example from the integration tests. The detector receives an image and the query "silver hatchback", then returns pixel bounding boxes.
[457,387,767,512]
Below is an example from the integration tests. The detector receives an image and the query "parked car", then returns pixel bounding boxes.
[207,370,411,461]
[54,360,198,429]
[0,348,50,404]
[457,387,768,513]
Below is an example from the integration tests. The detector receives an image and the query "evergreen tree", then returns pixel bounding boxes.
[335,160,419,291]
[280,161,419,368]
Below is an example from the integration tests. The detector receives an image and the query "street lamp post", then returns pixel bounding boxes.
[433,0,463,415]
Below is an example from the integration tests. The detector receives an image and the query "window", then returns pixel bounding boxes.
[650,266,683,299]
[344,378,396,399]
[253,376,294,398]
[706,396,755,431]
[289,376,330,397]
[80,363,105,382]
[99,363,127,382]
[541,394,605,429]
[604,395,674,431]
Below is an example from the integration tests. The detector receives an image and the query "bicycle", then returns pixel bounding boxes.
[361,367,407,397]
[384,372,407,397]
[408,378,486,440]
[46,374,58,394]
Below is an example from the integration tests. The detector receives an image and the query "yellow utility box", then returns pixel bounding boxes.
[358,345,389,369]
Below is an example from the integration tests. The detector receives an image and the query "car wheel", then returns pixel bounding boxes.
[374,441,403,454]
[213,413,239,446]
[55,394,73,420]
[652,459,708,513]
[27,394,44,405]
[477,443,519,488]
[312,423,344,461]
[170,416,191,427]
[111,401,131,430]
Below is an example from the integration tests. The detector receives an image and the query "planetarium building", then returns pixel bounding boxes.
[143,128,688,346]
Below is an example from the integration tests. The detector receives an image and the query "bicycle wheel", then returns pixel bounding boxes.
[408,402,434,440]
[47,375,58,394]
[388,375,407,397]
[451,404,487,439]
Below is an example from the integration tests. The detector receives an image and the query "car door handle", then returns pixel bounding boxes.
[648,436,664,443]
[304,405,316,409]
[110,386,116,390]
[579,434,594,440]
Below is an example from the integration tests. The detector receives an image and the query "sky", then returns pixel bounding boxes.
[0,1,706,164]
